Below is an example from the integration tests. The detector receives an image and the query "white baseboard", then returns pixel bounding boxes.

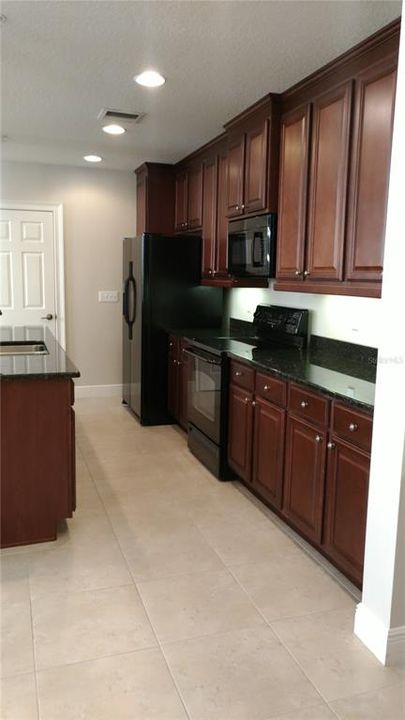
[74,384,121,399]
[354,602,405,665]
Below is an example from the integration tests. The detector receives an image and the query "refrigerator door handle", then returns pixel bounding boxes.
[128,276,136,340]
[123,277,130,323]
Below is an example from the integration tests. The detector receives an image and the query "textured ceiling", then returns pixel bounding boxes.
[1,0,402,171]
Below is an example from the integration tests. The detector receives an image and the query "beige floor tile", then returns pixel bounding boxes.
[197,515,299,566]
[121,525,225,582]
[138,569,264,643]
[0,600,34,678]
[0,673,38,719]
[0,554,30,605]
[37,648,188,720]
[272,608,400,701]
[163,625,321,720]
[269,703,337,719]
[33,584,156,670]
[28,540,132,599]
[330,680,405,719]
[231,553,354,621]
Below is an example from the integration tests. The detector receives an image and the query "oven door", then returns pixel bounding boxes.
[185,347,222,445]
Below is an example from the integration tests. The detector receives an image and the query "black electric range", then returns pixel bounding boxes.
[184,305,309,479]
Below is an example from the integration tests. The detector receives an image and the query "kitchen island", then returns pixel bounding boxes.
[0,326,80,547]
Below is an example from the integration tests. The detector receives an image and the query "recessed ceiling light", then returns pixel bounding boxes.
[102,124,126,135]
[84,154,103,163]
[134,70,166,88]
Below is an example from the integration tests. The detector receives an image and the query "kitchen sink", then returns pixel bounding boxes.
[0,341,49,356]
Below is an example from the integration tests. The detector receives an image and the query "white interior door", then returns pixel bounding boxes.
[0,208,58,336]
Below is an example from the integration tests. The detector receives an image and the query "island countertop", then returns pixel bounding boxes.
[0,326,80,379]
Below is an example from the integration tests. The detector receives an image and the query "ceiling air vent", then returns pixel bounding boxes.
[97,108,145,125]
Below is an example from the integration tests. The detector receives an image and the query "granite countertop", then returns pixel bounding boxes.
[182,330,376,412]
[0,326,80,379]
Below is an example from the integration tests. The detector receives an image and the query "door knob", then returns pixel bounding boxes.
[349,423,358,432]
[41,313,53,320]
[315,435,322,443]
[300,400,309,408]
[327,442,336,449]
[303,270,310,277]
[295,270,302,276]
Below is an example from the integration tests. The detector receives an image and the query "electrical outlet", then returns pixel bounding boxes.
[98,290,119,303]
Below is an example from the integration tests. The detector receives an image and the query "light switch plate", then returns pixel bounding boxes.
[98,290,119,303]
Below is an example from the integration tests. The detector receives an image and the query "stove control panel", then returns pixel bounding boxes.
[253,305,309,346]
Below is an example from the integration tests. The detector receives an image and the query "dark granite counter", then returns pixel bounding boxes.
[182,331,376,413]
[0,326,80,380]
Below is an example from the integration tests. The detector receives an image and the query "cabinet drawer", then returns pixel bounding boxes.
[289,383,329,427]
[255,372,287,407]
[230,361,255,391]
[332,403,373,453]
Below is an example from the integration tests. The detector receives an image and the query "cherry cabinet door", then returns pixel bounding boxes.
[283,415,326,543]
[168,355,179,420]
[202,157,218,277]
[323,438,370,586]
[216,150,229,276]
[305,82,352,281]
[276,105,311,280]
[226,134,245,218]
[136,170,147,235]
[345,59,397,282]
[187,163,203,229]
[244,119,269,215]
[175,170,188,231]
[252,397,285,510]
[228,384,254,483]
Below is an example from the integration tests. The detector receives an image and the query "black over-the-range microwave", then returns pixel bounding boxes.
[227,213,277,278]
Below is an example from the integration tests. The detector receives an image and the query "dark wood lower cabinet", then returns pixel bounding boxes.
[1,378,76,548]
[282,416,327,544]
[167,336,188,431]
[252,397,285,510]
[227,384,254,483]
[323,438,370,586]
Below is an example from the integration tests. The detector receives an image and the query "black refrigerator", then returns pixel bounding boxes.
[122,234,223,425]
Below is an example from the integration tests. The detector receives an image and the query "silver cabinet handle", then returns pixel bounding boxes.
[295,270,302,276]
[244,397,250,403]
[327,442,336,449]
[235,205,239,211]
[263,385,271,391]
[315,435,322,443]
[303,270,310,277]
[41,313,53,320]
[349,423,358,432]
[241,204,245,210]
[235,371,243,377]
[252,400,256,407]
[300,400,309,408]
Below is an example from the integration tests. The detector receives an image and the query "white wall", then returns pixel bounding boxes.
[1,161,137,386]
[227,283,381,348]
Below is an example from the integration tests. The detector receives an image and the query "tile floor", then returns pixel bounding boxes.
[1,397,404,720]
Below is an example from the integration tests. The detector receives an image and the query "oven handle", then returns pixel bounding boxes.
[183,347,222,365]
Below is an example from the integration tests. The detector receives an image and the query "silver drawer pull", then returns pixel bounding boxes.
[315,435,322,443]
[300,400,309,408]
[235,371,243,377]
[263,385,271,391]
[349,423,358,432]
[327,442,336,449]
[244,397,250,404]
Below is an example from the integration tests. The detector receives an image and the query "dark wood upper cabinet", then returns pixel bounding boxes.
[283,415,326,544]
[135,163,175,236]
[305,82,352,281]
[276,105,311,280]
[187,162,203,229]
[323,438,370,586]
[202,156,218,276]
[226,134,245,217]
[175,170,188,231]
[216,149,229,276]
[252,396,285,510]
[228,383,254,483]
[345,58,397,282]
[225,95,280,221]
[244,119,269,215]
